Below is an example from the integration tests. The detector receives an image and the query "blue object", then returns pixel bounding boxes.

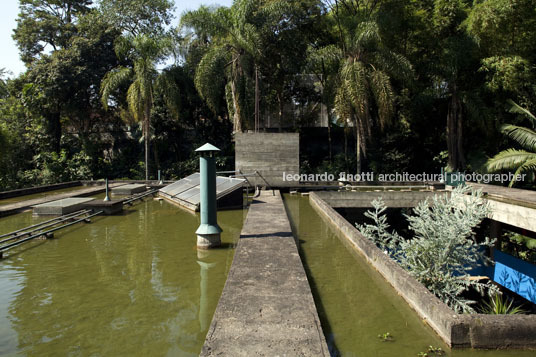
[492,250,536,303]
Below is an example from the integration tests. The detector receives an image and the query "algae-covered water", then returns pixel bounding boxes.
[0,199,245,356]
[284,194,533,357]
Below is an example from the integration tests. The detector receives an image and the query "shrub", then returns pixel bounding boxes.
[357,186,498,313]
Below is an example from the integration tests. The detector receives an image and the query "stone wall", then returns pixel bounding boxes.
[235,133,299,187]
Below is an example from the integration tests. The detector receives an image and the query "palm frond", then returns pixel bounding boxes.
[156,66,183,118]
[354,21,380,51]
[375,49,414,84]
[100,66,133,109]
[180,5,229,39]
[340,60,369,120]
[114,36,134,61]
[369,70,395,129]
[501,124,536,152]
[194,45,229,112]
[510,159,536,186]
[507,99,536,127]
[126,80,143,123]
[486,149,536,172]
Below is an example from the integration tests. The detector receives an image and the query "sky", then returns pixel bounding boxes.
[0,0,233,78]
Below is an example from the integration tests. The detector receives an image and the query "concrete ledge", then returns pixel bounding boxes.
[313,190,438,208]
[0,181,81,200]
[0,184,124,218]
[309,191,536,349]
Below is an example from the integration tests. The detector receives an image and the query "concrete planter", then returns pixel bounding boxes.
[309,192,536,349]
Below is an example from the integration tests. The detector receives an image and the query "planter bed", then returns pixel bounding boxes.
[310,191,536,349]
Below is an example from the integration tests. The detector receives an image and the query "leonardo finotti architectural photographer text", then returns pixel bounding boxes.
[282,172,526,184]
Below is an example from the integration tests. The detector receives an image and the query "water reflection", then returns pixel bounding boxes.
[0,199,244,356]
[197,250,217,333]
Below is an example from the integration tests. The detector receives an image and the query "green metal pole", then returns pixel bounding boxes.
[195,145,222,248]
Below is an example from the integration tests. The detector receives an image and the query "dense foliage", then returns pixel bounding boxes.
[357,186,498,313]
[1,0,535,190]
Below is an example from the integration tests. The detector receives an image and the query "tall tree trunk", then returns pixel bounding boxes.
[255,66,259,133]
[47,111,62,153]
[230,69,242,133]
[457,103,465,169]
[447,85,464,171]
[153,140,159,176]
[144,105,150,181]
[326,103,332,163]
[344,126,348,168]
[277,90,283,132]
[355,123,361,175]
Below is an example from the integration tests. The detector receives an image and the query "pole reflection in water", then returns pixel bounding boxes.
[197,250,217,333]
[0,199,244,356]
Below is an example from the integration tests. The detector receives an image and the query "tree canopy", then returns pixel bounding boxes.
[1,0,536,189]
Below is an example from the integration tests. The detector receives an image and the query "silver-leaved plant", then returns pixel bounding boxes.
[357,185,498,313]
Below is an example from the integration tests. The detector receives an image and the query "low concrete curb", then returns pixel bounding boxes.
[309,192,536,349]
[0,181,81,200]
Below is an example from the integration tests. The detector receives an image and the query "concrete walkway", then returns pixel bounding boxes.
[0,184,125,217]
[201,191,329,356]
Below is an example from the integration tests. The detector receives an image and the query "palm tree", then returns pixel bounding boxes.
[333,21,412,174]
[181,0,313,133]
[487,100,536,187]
[101,35,172,181]
[180,2,261,133]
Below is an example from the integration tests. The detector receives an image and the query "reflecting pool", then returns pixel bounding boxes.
[0,199,245,356]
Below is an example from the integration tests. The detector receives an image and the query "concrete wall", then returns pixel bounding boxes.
[467,182,536,233]
[0,181,81,200]
[235,133,299,187]
[309,192,536,349]
[314,190,438,208]
[487,199,536,233]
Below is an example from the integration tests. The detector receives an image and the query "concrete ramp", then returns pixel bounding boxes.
[201,191,328,356]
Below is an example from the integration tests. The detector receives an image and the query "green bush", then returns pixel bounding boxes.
[20,149,92,185]
[358,186,498,313]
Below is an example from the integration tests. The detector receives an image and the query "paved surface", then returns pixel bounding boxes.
[0,184,125,217]
[201,191,329,356]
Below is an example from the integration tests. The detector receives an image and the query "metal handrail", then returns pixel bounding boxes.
[254,171,274,196]
[0,209,92,241]
[0,210,103,255]
[228,170,274,196]
[123,189,158,205]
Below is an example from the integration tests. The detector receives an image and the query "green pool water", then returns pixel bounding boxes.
[283,194,532,357]
[0,185,85,206]
[0,199,245,356]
